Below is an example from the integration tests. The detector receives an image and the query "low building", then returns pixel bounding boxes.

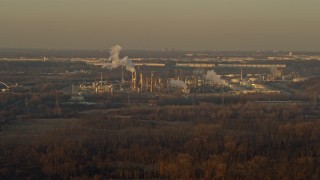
[0,82,10,92]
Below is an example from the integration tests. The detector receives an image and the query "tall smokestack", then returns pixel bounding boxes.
[121,65,124,83]
[150,72,153,92]
[146,77,149,91]
[100,72,103,85]
[140,72,143,92]
[132,71,136,90]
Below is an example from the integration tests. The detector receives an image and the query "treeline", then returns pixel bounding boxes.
[0,102,319,179]
[0,61,92,74]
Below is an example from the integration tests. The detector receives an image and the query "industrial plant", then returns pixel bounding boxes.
[2,0,320,178]
[1,47,320,179]
[0,46,316,106]
[63,45,302,100]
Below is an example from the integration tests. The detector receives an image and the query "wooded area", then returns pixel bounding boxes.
[1,101,319,179]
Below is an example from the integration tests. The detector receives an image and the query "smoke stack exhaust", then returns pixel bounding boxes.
[102,45,136,73]
[205,70,226,86]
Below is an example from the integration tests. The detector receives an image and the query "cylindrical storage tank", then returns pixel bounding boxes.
[225,74,236,78]
[240,80,252,87]
[231,78,241,83]
[248,77,258,82]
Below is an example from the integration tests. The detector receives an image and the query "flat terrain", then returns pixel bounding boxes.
[0,103,319,179]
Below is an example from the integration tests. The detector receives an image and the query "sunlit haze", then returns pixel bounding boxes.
[1,0,320,50]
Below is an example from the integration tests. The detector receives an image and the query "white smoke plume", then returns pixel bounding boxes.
[169,79,187,89]
[102,45,135,72]
[270,66,281,77]
[123,56,135,73]
[102,45,122,69]
[205,70,226,86]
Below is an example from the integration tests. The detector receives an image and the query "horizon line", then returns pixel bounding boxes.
[1,47,320,52]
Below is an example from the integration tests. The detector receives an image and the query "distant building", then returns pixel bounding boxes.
[0,82,10,92]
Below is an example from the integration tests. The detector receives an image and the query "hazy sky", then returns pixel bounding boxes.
[1,0,320,50]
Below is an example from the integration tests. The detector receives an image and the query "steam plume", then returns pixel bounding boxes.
[169,79,187,89]
[205,70,226,86]
[102,45,135,72]
[123,56,135,73]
